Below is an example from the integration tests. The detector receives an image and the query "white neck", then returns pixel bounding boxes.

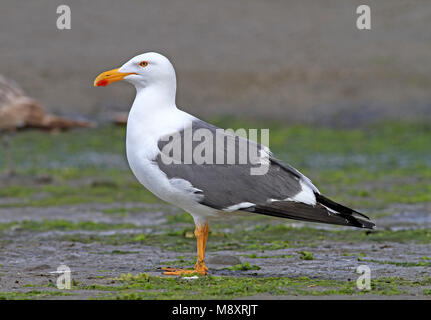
[132,79,177,112]
[126,77,196,178]
[127,79,194,142]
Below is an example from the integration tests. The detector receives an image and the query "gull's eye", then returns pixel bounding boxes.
[139,61,149,67]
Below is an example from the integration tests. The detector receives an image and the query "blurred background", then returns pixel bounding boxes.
[1,0,431,126]
[0,0,431,299]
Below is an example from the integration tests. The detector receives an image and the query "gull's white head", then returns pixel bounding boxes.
[94,52,176,91]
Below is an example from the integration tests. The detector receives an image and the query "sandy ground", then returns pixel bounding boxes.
[1,1,431,125]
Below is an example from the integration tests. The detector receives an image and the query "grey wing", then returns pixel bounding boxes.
[154,119,375,229]
[155,119,305,210]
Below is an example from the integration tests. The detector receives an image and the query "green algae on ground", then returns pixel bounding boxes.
[238,224,431,246]
[0,180,160,208]
[56,223,431,251]
[132,234,147,242]
[102,206,156,217]
[243,253,294,259]
[358,258,431,268]
[165,212,194,224]
[227,262,261,271]
[110,250,140,255]
[2,121,431,211]
[343,252,366,256]
[7,275,430,300]
[298,251,315,260]
[0,219,138,232]
[2,121,431,300]
[0,290,71,300]
[160,257,196,267]
[74,273,431,299]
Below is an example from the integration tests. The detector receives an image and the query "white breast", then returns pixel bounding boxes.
[127,104,186,194]
[124,89,223,224]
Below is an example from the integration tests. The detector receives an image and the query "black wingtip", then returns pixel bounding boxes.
[315,193,376,229]
[358,219,376,230]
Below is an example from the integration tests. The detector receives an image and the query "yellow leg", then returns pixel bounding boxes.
[194,223,209,273]
[163,223,209,276]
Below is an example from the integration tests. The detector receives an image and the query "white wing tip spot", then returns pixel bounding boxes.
[285,180,316,206]
[223,202,255,212]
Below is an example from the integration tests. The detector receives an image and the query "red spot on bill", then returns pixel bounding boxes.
[96,79,109,87]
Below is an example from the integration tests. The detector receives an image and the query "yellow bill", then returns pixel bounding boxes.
[93,68,135,87]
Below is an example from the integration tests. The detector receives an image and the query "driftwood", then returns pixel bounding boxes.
[0,75,93,132]
[111,112,128,126]
[0,75,94,176]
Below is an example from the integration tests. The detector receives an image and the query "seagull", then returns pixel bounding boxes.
[94,52,375,275]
